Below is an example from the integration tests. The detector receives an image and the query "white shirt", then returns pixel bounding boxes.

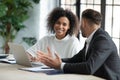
[27,34,81,58]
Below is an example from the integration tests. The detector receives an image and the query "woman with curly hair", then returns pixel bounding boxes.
[26,7,80,61]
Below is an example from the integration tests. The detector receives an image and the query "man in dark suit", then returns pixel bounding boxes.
[37,9,120,80]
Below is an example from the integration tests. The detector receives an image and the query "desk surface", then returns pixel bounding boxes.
[0,63,105,80]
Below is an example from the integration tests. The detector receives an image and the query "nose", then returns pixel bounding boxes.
[58,24,63,28]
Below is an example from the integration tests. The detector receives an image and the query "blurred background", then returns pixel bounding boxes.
[0,0,119,56]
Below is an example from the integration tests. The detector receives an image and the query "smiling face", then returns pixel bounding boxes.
[54,17,70,39]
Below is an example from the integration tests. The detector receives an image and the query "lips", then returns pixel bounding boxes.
[56,29,64,33]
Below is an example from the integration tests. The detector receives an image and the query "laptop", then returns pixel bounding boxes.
[8,42,43,67]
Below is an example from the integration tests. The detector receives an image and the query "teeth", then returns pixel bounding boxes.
[57,30,63,33]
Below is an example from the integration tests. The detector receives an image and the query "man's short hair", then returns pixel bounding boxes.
[82,9,102,25]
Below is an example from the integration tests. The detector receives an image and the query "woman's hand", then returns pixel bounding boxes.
[26,52,37,62]
[36,47,62,69]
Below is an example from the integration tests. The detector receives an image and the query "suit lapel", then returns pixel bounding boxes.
[85,28,102,60]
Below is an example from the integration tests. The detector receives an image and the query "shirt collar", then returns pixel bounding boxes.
[55,34,70,41]
[86,29,98,44]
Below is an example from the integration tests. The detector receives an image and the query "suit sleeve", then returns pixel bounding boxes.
[62,48,86,63]
[63,35,114,74]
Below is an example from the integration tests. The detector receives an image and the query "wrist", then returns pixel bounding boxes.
[61,62,65,70]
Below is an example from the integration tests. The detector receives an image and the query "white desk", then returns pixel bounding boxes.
[0,63,105,80]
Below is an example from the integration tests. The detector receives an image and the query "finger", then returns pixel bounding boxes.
[41,60,52,67]
[36,55,46,62]
[40,57,52,65]
[37,51,45,58]
[36,53,49,62]
[32,57,36,61]
[54,52,60,59]
[37,51,44,55]
[47,47,53,57]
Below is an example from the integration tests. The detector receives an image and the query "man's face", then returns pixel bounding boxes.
[80,18,87,37]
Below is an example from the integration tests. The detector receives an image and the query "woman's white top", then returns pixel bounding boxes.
[26,34,81,58]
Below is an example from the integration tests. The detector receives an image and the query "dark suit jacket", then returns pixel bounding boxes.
[62,28,120,80]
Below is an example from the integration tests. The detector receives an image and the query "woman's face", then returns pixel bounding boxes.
[54,17,70,39]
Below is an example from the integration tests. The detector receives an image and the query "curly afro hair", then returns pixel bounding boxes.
[46,7,79,36]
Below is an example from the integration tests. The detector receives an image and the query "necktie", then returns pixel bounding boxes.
[83,42,87,60]
[83,42,87,51]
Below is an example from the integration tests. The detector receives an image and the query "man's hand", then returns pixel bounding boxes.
[36,47,62,69]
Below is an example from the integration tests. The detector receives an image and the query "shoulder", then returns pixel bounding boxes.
[66,35,80,46]
[69,35,80,42]
[92,29,116,50]
[94,28,110,38]
[35,35,55,45]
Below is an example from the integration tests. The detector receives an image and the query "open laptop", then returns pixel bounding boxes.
[8,42,43,67]
[8,42,60,73]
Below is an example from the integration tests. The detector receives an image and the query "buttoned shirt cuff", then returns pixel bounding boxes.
[60,62,65,70]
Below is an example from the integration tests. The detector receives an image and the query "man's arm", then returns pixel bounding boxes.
[63,35,112,74]
[62,49,85,63]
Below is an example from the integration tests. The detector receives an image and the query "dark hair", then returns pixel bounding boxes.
[47,7,79,36]
[82,9,102,25]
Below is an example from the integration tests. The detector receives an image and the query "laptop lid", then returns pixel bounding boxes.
[8,42,32,67]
